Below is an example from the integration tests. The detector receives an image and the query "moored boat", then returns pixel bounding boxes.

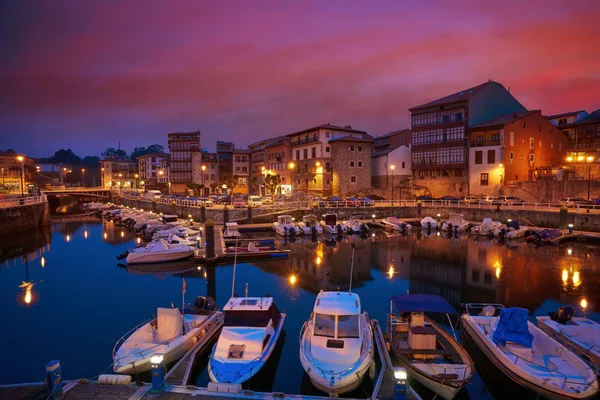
[461,303,598,399]
[381,216,412,232]
[471,218,501,236]
[420,216,438,229]
[387,294,474,399]
[113,297,219,374]
[299,290,374,396]
[298,214,323,235]
[272,215,300,236]
[224,222,242,238]
[320,213,347,234]
[345,216,369,234]
[441,213,469,232]
[126,238,195,264]
[208,296,286,384]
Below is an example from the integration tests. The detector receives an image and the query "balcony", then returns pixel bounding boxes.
[290,136,319,147]
[470,139,501,147]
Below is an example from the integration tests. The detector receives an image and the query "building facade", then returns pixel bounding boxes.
[547,110,588,142]
[248,139,268,195]
[232,149,250,194]
[201,150,218,195]
[157,157,170,193]
[330,136,373,197]
[100,159,138,189]
[137,152,168,190]
[265,137,292,195]
[566,110,600,179]
[409,80,527,197]
[468,111,568,195]
[371,129,412,190]
[289,124,369,196]
[0,152,34,193]
[167,131,202,195]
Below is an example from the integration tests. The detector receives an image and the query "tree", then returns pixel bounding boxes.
[224,175,240,194]
[249,176,258,194]
[264,174,282,195]
[49,149,82,164]
[210,182,219,194]
[101,148,128,160]
[82,156,100,166]
[186,183,204,197]
[130,144,165,162]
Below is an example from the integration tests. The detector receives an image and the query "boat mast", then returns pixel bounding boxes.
[231,234,239,298]
[349,242,355,293]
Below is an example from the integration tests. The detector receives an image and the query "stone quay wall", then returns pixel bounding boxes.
[0,202,50,237]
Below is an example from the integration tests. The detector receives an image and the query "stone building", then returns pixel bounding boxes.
[167,131,202,195]
[330,135,374,197]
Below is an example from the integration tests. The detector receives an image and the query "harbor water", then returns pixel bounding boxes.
[2,217,599,399]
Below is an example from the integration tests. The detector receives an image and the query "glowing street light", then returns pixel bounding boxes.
[16,155,25,197]
[289,274,297,285]
[390,164,396,206]
[81,168,86,187]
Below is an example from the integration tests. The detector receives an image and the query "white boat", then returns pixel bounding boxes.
[208,296,286,384]
[126,238,194,264]
[505,225,529,239]
[299,290,374,396]
[298,214,323,235]
[113,297,219,374]
[441,214,469,232]
[224,222,242,238]
[420,216,438,229]
[345,217,369,234]
[536,306,600,370]
[387,294,474,399]
[320,214,347,234]
[381,216,412,232]
[471,218,501,236]
[152,226,199,239]
[272,215,300,236]
[461,303,598,399]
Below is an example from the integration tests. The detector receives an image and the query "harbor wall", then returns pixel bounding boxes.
[0,202,50,237]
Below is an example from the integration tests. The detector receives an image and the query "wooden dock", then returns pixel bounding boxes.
[164,312,224,385]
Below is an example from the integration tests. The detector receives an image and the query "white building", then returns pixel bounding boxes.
[137,152,168,190]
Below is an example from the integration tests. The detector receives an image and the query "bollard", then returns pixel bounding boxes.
[200,205,206,223]
[150,354,167,393]
[223,206,229,227]
[247,205,253,224]
[416,201,422,218]
[437,213,441,223]
[205,219,215,259]
[372,214,376,223]
[45,360,63,399]
[393,367,407,400]
[568,223,573,235]
[559,205,568,229]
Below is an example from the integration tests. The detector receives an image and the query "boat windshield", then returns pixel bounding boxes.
[337,315,360,338]
[314,313,336,337]
[224,305,281,327]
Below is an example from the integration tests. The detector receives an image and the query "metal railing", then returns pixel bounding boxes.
[0,194,47,209]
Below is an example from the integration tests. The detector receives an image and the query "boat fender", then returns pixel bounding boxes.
[369,361,376,379]
[385,341,391,352]
[98,374,132,385]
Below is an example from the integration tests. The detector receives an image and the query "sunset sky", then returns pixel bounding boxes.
[1,0,599,158]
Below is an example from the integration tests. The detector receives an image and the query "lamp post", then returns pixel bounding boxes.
[586,156,594,202]
[201,165,206,196]
[288,162,295,197]
[390,164,395,206]
[81,168,85,187]
[134,173,139,190]
[101,167,105,188]
[17,156,24,197]
[261,166,266,196]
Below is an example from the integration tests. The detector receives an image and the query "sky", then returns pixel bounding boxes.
[1,0,599,158]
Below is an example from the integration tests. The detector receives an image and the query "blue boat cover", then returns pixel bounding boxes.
[391,294,456,314]
[493,307,533,348]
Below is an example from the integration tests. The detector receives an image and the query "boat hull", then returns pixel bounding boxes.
[461,315,598,400]
[126,249,193,264]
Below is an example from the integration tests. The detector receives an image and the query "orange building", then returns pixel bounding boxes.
[468,111,568,195]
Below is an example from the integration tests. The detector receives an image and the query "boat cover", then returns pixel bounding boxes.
[493,307,533,348]
[391,294,456,314]
[506,220,520,230]
[157,307,183,342]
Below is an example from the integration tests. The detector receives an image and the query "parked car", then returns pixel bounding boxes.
[219,196,232,204]
[326,196,344,207]
[344,197,359,207]
[416,195,433,201]
[478,196,495,205]
[559,197,589,208]
[248,195,262,207]
[591,198,600,205]
[492,196,525,206]
[461,195,479,204]
[357,197,375,207]
[261,196,273,205]
[312,196,326,207]
[439,195,460,203]
[366,194,385,201]
[199,197,213,207]
[232,198,246,208]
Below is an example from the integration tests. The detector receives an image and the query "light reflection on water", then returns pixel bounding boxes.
[1,218,599,399]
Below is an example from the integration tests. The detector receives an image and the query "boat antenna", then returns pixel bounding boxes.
[231,233,239,298]
[349,241,356,293]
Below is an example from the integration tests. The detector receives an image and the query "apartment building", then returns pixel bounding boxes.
[547,110,588,142]
[248,139,267,195]
[265,137,292,195]
[137,152,168,190]
[289,124,369,196]
[371,129,412,190]
[100,159,138,189]
[330,135,374,197]
[567,110,600,178]
[168,131,202,195]
[0,151,34,192]
[409,80,526,197]
[468,110,568,195]
[157,157,170,193]
[201,150,218,195]
[232,149,250,194]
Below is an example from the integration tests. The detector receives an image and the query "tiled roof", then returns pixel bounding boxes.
[376,128,411,139]
[288,124,367,137]
[574,110,600,125]
[410,80,501,111]
[328,134,374,144]
[137,152,168,158]
[471,110,538,129]
[372,144,408,157]
[546,110,586,119]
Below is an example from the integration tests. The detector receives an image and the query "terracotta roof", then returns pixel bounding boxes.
[137,152,168,159]
[376,128,411,139]
[328,134,374,144]
[471,110,538,129]
[288,124,367,137]
[546,110,586,119]
[410,80,502,111]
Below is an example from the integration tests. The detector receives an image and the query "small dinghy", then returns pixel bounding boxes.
[441,213,469,233]
[345,216,369,234]
[272,215,300,236]
[208,296,285,384]
[420,216,438,229]
[381,216,412,232]
[113,296,219,374]
[320,213,347,234]
[298,214,323,235]
[461,304,598,399]
[537,306,600,370]
[387,294,473,399]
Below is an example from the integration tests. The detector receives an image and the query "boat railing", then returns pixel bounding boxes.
[299,321,374,380]
[112,318,153,360]
[548,330,600,377]
[463,303,505,316]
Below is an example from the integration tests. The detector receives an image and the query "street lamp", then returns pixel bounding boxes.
[17,156,24,197]
[586,156,594,202]
[81,168,85,187]
[101,167,105,188]
[134,173,139,190]
[288,162,295,197]
[261,166,266,196]
[201,165,206,196]
[390,164,396,206]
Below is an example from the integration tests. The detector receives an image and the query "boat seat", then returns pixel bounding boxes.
[395,348,453,356]
[436,373,459,380]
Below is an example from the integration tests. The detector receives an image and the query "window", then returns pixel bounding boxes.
[492,134,499,141]
[529,154,534,163]
[510,132,514,147]
[314,313,335,337]
[349,145,355,151]
[529,138,535,151]
[475,151,483,164]
[539,140,542,148]
[311,147,316,158]
[487,150,495,164]
[326,132,330,137]
[477,135,484,144]
[337,315,359,338]
[350,176,357,183]
[559,142,562,151]
[456,112,463,121]
[358,146,362,152]
[515,175,519,180]
[296,150,300,160]
[472,269,480,283]
[402,161,405,169]
[350,161,355,167]
[400,138,404,143]
[358,161,363,167]
[326,162,331,172]
[510,152,514,163]
[559,118,567,125]
[480,173,489,186]
[303,149,308,159]
[325,146,330,153]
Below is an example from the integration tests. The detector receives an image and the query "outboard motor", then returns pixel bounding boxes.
[499,228,506,239]
[427,221,432,229]
[447,223,452,232]
[311,225,317,238]
[549,306,574,325]
[284,226,288,236]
